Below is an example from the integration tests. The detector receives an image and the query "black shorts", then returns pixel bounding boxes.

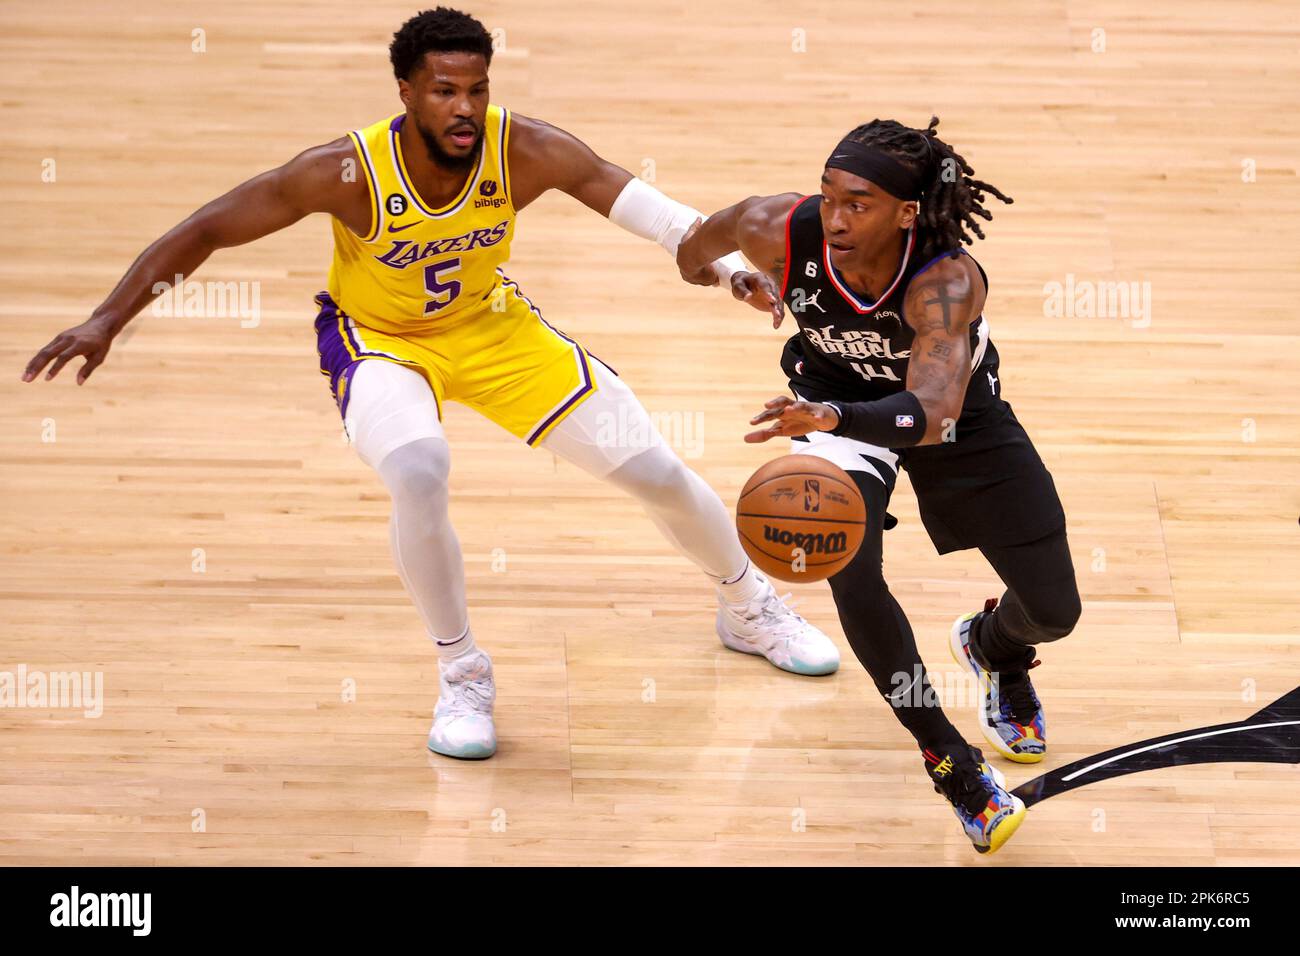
[788,380,1065,555]
[896,398,1065,553]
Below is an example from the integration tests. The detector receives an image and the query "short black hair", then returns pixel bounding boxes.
[389,7,493,81]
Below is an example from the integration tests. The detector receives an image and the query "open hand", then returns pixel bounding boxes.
[745,395,840,443]
[22,317,115,385]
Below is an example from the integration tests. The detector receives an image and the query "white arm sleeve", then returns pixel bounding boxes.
[607,177,748,285]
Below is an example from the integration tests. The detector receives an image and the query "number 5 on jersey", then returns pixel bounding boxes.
[423,257,462,314]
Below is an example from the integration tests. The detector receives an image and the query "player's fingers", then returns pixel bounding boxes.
[22,339,66,382]
[743,424,781,443]
[43,347,80,381]
[751,397,795,424]
[76,351,107,385]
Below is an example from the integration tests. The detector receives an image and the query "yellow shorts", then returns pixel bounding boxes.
[314,276,602,445]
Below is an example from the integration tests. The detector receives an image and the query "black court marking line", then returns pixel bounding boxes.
[1014,685,1300,808]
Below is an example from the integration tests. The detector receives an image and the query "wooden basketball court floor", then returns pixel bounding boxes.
[1,1,1297,866]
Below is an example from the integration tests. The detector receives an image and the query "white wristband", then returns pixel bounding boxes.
[712,252,748,286]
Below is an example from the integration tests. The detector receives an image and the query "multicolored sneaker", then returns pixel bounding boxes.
[924,745,1026,854]
[950,598,1047,764]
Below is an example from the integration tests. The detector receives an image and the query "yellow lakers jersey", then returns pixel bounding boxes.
[327,105,515,334]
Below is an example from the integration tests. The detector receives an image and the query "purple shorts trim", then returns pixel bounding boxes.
[314,292,365,420]
[523,348,595,446]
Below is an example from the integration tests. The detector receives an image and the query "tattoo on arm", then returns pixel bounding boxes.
[769,256,785,288]
[909,345,962,396]
[926,340,953,360]
[903,263,978,438]
[918,278,964,334]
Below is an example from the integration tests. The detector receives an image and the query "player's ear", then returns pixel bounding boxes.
[397,78,413,110]
[898,200,918,229]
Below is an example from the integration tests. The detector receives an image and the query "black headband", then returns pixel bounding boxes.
[825,139,927,201]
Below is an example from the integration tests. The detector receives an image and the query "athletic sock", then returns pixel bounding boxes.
[716,560,765,605]
[432,623,478,661]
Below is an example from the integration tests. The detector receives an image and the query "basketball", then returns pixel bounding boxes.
[736,455,866,582]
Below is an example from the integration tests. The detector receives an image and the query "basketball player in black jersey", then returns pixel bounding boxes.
[678,117,1081,853]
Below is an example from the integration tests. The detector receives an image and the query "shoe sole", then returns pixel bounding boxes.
[983,795,1028,855]
[973,765,1027,855]
[427,738,497,760]
[949,613,1046,765]
[715,610,839,676]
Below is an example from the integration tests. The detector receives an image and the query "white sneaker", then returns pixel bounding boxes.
[427,650,497,759]
[715,571,840,675]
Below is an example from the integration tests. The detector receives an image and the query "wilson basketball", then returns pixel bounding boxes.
[736,455,866,582]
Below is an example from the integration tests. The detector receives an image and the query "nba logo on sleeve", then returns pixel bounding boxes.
[896,414,914,427]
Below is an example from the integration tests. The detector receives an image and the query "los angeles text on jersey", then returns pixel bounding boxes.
[803,324,911,362]
[375,219,509,268]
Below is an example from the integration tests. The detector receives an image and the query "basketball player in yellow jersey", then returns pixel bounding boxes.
[23,8,839,759]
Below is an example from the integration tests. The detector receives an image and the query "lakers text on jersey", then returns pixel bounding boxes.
[315,104,601,445]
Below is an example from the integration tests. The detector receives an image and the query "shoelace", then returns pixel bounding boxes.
[934,761,991,816]
[740,590,807,639]
[441,658,494,717]
[443,676,493,717]
[997,660,1042,724]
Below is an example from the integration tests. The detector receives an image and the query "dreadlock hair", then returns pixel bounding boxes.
[389,7,494,81]
[843,116,1012,261]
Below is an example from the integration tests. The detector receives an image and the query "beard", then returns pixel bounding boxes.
[414,119,483,174]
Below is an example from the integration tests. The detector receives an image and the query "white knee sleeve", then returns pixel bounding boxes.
[377,436,451,509]
[376,437,468,642]
[605,441,691,505]
[539,359,666,479]
[344,360,445,470]
[604,440,747,581]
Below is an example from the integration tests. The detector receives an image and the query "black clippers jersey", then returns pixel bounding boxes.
[779,195,996,413]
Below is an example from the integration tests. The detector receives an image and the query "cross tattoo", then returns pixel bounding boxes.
[923,280,962,334]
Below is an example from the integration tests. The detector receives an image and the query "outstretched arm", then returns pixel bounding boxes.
[506,113,634,216]
[23,138,364,384]
[675,193,802,324]
[506,114,747,286]
[745,255,987,447]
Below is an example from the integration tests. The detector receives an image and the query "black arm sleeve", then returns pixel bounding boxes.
[824,391,928,447]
